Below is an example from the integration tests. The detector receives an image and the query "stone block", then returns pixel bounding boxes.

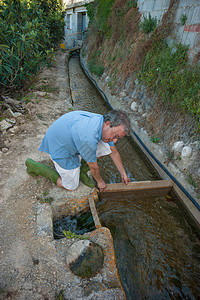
[190,6,200,24]
[178,0,199,8]
[182,31,197,47]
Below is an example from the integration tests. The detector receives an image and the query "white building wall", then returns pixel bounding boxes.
[64,2,90,48]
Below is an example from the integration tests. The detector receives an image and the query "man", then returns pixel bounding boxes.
[38,110,130,192]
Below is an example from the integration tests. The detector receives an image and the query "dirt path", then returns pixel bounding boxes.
[0,51,125,300]
[0,51,72,299]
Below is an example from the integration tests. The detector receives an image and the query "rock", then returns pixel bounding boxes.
[135,78,139,85]
[181,146,192,158]
[138,106,143,113]
[0,119,13,131]
[34,91,46,97]
[4,108,22,118]
[9,126,19,134]
[172,141,184,158]
[119,91,126,98]
[1,147,9,153]
[67,240,104,278]
[130,101,138,112]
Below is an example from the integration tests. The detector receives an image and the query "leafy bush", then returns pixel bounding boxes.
[88,59,104,78]
[0,0,64,92]
[139,42,200,129]
[139,13,157,33]
[96,0,116,35]
[126,0,137,10]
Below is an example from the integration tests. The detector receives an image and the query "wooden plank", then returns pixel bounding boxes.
[100,180,173,198]
[88,195,102,229]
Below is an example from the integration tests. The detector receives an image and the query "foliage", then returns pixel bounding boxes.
[85,0,97,24]
[126,0,137,9]
[139,42,200,130]
[180,14,187,26]
[96,0,116,35]
[139,13,157,33]
[0,0,64,92]
[150,135,160,143]
[63,230,89,240]
[88,59,104,78]
[185,173,197,189]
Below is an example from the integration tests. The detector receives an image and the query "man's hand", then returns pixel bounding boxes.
[87,160,107,192]
[121,174,131,185]
[97,180,107,192]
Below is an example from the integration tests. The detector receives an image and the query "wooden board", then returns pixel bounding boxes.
[100,180,173,198]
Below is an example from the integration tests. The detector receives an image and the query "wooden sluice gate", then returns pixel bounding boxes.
[100,180,174,198]
[88,180,173,229]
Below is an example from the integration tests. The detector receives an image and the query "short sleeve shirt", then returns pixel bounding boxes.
[39,111,114,169]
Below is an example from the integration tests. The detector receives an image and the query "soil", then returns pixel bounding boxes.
[0,51,73,299]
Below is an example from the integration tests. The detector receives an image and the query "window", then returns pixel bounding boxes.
[67,14,72,29]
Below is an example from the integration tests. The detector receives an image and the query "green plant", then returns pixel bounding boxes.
[126,0,137,10]
[139,13,157,33]
[0,0,64,92]
[88,59,104,78]
[180,14,187,26]
[42,190,48,197]
[185,173,197,188]
[150,135,160,143]
[63,230,89,240]
[55,290,65,300]
[139,42,200,130]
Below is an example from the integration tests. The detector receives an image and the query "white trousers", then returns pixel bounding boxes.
[52,140,112,190]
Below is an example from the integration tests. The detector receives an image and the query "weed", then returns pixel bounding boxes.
[166,151,174,161]
[150,135,160,143]
[139,13,157,33]
[126,0,138,10]
[63,230,89,240]
[180,14,187,26]
[88,59,104,78]
[43,190,48,197]
[185,173,197,189]
[37,114,44,120]
[55,290,65,300]
[139,42,200,130]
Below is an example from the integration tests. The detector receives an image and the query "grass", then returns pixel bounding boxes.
[63,230,89,240]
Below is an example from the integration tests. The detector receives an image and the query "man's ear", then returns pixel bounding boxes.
[104,120,110,127]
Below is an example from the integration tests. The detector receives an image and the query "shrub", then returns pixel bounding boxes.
[88,59,104,78]
[0,0,64,92]
[139,42,200,130]
[139,13,157,33]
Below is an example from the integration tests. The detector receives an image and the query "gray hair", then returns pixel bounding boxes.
[103,110,130,135]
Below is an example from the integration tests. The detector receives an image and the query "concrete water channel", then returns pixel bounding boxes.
[66,52,200,300]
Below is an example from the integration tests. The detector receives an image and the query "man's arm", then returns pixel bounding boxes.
[109,145,130,184]
[87,160,107,192]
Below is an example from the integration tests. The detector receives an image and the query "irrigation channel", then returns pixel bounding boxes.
[59,53,200,299]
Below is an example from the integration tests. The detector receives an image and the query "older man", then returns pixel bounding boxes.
[31,110,130,192]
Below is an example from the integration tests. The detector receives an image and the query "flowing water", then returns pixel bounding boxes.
[66,55,200,299]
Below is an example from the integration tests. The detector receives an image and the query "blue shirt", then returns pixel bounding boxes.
[39,111,114,169]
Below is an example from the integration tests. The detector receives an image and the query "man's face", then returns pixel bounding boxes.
[102,121,126,143]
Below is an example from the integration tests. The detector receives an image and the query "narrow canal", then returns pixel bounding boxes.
[68,54,200,300]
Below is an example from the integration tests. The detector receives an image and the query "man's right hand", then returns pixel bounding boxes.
[97,180,107,192]
[87,160,106,192]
